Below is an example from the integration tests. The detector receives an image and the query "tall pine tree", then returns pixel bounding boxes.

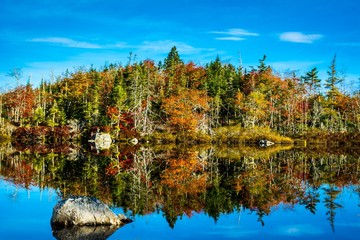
[325,55,343,100]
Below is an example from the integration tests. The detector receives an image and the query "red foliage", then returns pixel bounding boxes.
[3,85,35,120]
[119,113,137,138]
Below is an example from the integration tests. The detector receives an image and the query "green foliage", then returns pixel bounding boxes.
[164,46,183,70]
[32,106,45,126]
[302,67,321,95]
[47,100,66,127]
[325,55,343,101]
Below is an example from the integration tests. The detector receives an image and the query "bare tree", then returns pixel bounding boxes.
[7,67,23,86]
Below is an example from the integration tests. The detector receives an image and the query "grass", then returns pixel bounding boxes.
[294,128,360,146]
[147,125,294,145]
[213,125,293,145]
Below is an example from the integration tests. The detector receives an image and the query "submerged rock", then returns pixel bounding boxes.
[52,225,118,240]
[50,196,131,227]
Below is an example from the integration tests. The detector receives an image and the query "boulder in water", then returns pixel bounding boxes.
[50,196,131,227]
[258,139,274,147]
[88,132,112,150]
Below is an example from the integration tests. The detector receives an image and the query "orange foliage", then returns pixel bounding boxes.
[4,160,34,188]
[184,62,206,89]
[106,106,120,120]
[3,85,35,120]
[162,89,209,133]
[161,152,207,195]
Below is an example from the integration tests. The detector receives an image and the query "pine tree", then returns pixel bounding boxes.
[302,67,321,95]
[164,46,183,70]
[163,46,184,96]
[325,55,343,100]
[258,55,268,73]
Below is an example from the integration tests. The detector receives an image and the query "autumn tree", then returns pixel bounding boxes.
[237,91,268,128]
[3,82,35,125]
[162,89,209,135]
[46,100,66,128]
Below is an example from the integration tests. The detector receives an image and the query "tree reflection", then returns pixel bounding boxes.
[300,185,320,214]
[323,184,342,232]
[0,143,359,229]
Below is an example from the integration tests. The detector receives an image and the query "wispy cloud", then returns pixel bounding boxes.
[279,32,323,43]
[210,28,258,41]
[29,37,128,49]
[29,37,102,49]
[211,28,259,36]
[215,37,245,41]
[138,40,213,54]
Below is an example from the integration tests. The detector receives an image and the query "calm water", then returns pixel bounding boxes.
[0,144,359,239]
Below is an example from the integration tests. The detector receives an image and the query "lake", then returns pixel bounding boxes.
[0,143,359,239]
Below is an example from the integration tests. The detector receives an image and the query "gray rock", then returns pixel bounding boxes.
[129,138,139,145]
[89,132,112,150]
[50,196,131,227]
[258,139,274,147]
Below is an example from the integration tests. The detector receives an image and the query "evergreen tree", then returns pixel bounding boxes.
[325,55,343,100]
[302,67,321,95]
[164,46,183,70]
[163,46,184,96]
[258,55,268,73]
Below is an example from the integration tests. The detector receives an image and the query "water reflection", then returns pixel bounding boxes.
[0,143,359,238]
[52,225,119,240]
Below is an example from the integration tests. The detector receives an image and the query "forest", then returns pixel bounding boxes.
[1,47,360,145]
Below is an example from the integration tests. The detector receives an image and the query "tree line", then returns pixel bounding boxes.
[1,47,359,141]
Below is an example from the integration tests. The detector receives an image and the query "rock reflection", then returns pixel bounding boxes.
[52,225,119,240]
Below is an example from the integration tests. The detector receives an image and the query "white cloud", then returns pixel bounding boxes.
[210,28,258,41]
[215,37,245,41]
[28,37,212,55]
[279,32,323,43]
[29,37,129,49]
[211,28,259,37]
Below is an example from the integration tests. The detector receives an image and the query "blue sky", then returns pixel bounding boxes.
[1,0,359,91]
